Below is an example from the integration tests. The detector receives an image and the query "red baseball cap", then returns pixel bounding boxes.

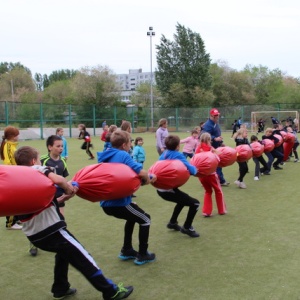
[210,108,220,116]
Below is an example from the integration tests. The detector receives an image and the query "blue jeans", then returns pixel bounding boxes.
[216,167,226,184]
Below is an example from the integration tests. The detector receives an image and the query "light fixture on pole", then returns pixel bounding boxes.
[147,26,155,129]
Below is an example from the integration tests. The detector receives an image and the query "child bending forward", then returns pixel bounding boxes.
[195,133,227,217]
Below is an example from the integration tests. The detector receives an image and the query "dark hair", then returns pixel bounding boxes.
[15,146,38,166]
[191,129,198,135]
[110,130,130,149]
[165,135,180,150]
[0,126,20,161]
[158,118,167,127]
[105,132,111,142]
[120,121,132,132]
[46,135,62,151]
[134,137,143,146]
[56,127,63,134]
[78,124,86,131]
[250,135,258,142]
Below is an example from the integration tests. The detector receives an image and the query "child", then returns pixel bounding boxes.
[231,120,238,138]
[195,133,227,217]
[14,146,133,300]
[180,129,199,159]
[56,127,68,160]
[233,128,249,189]
[287,126,299,162]
[101,124,109,142]
[250,135,270,180]
[78,124,94,160]
[133,137,145,166]
[40,135,69,216]
[156,135,200,237]
[97,130,157,265]
[103,125,118,151]
[120,121,133,157]
[0,126,22,230]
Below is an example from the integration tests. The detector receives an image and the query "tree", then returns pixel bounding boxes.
[0,62,32,75]
[130,82,161,107]
[71,65,121,106]
[155,23,212,106]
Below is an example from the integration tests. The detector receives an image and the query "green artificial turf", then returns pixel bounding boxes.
[1,131,300,300]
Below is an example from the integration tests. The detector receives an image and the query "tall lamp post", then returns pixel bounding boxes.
[147,26,155,129]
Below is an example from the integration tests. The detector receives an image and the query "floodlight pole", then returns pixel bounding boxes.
[147,26,155,129]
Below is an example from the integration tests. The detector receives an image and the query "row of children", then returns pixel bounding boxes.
[232,122,299,189]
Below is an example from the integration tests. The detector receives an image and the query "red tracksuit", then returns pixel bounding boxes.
[195,143,227,216]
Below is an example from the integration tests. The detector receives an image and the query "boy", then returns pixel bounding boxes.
[56,127,68,160]
[156,135,200,238]
[97,130,157,265]
[15,146,133,300]
[41,135,69,216]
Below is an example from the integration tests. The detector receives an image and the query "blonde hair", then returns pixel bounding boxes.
[264,127,273,135]
[108,125,118,133]
[158,118,167,127]
[233,127,247,139]
[199,132,211,144]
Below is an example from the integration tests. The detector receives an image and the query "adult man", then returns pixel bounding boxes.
[202,108,229,186]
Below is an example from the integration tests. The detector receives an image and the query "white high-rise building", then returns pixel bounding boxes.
[116,69,156,102]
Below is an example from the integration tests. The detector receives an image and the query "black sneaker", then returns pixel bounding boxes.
[29,244,38,257]
[274,166,282,170]
[118,248,138,261]
[180,226,200,238]
[134,251,156,265]
[104,283,134,300]
[166,222,182,231]
[53,288,77,300]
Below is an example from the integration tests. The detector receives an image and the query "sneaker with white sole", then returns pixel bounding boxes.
[7,223,22,230]
[234,180,240,186]
[220,182,230,186]
[254,176,259,181]
[239,182,247,189]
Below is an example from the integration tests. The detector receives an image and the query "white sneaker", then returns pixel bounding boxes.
[239,182,247,189]
[254,176,259,181]
[234,180,240,186]
[7,223,22,230]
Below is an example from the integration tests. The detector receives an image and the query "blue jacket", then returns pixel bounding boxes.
[202,119,222,148]
[159,150,197,175]
[133,145,146,163]
[97,148,143,207]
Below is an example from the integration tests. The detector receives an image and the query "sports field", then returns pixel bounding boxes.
[2,131,300,300]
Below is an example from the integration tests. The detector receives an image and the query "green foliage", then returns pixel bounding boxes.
[156,23,211,106]
[0,61,32,75]
[130,83,161,107]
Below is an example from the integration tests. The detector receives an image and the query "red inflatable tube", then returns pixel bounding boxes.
[190,151,219,176]
[251,141,264,158]
[262,139,275,153]
[285,132,295,143]
[274,134,283,147]
[217,146,237,167]
[283,141,295,161]
[236,144,253,162]
[72,163,141,202]
[148,160,190,189]
[0,165,56,217]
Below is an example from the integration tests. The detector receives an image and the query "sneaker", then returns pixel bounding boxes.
[279,162,285,166]
[29,245,38,257]
[53,288,77,300]
[234,180,240,186]
[254,176,259,181]
[134,251,156,265]
[118,248,138,261]
[274,165,282,170]
[180,226,200,238]
[294,159,299,163]
[263,171,271,175]
[166,222,182,231]
[239,182,247,189]
[7,223,22,230]
[88,157,95,160]
[203,214,212,218]
[220,182,230,186]
[104,283,134,300]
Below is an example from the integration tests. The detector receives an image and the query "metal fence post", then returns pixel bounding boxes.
[68,104,72,138]
[93,105,96,136]
[5,101,9,126]
[175,107,179,131]
[40,103,44,139]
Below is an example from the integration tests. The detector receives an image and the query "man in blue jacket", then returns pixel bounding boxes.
[202,108,230,186]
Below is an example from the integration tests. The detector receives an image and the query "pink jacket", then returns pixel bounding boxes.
[180,136,199,154]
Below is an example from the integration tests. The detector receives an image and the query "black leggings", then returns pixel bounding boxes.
[157,188,200,229]
[237,161,248,182]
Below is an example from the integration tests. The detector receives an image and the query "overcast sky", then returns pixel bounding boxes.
[1,0,300,77]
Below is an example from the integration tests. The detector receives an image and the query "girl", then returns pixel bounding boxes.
[195,133,226,217]
[78,124,94,160]
[133,137,146,166]
[0,126,22,230]
[233,128,249,189]
[180,129,199,159]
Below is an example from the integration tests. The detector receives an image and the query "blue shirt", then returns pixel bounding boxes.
[97,148,143,207]
[133,145,146,163]
[159,150,197,175]
[202,118,222,148]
